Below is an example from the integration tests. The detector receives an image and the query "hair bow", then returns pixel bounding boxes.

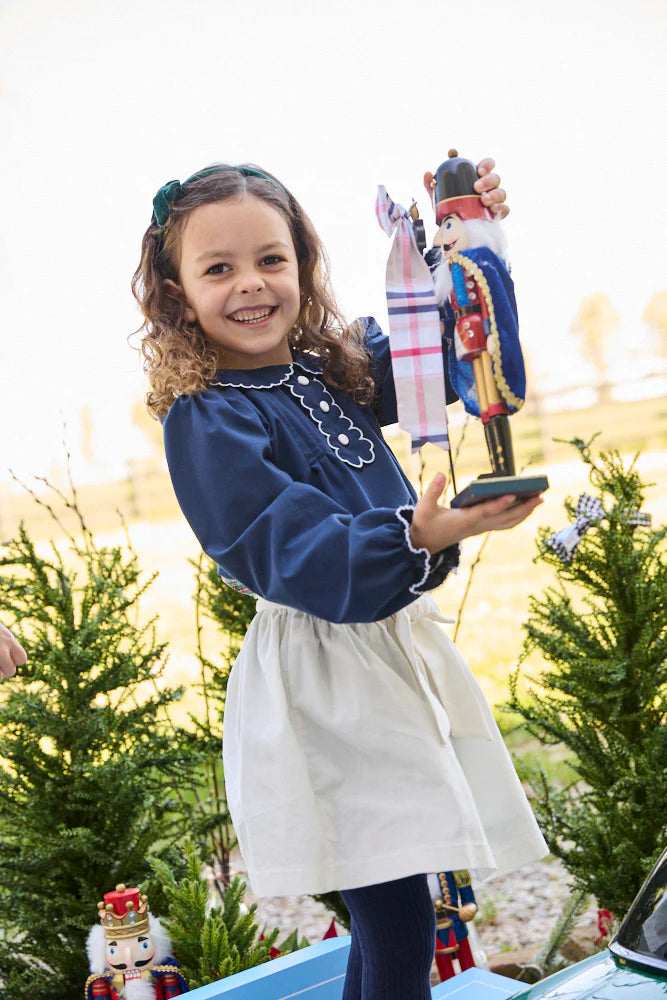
[546,492,651,563]
[151,165,287,228]
[152,179,184,227]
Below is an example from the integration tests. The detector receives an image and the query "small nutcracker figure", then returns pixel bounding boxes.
[428,870,478,982]
[85,883,188,1000]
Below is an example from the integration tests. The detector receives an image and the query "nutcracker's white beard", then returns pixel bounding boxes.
[431,219,509,307]
[124,978,156,1000]
[432,257,453,304]
[463,219,508,261]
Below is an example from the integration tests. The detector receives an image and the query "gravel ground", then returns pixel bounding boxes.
[231,851,599,960]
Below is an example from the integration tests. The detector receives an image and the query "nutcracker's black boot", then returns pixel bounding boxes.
[484,415,516,477]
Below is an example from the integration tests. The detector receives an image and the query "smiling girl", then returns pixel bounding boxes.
[132,163,546,1000]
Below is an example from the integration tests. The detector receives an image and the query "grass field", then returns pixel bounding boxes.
[2,395,665,729]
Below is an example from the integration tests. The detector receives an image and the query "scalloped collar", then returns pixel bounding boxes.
[211,353,323,390]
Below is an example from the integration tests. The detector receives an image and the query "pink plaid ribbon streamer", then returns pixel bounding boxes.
[376,186,449,452]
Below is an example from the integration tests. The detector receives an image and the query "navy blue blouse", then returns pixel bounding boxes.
[163,317,459,624]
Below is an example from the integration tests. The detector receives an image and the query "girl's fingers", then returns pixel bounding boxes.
[471,494,542,530]
[476,157,496,177]
[11,641,27,667]
[478,493,517,515]
[423,472,447,508]
[475,171,501,193]
[493,495,543,527]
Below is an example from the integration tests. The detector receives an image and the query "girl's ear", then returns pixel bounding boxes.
[164,278,196,323]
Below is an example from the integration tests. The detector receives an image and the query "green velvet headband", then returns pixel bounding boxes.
[151,165,286,228]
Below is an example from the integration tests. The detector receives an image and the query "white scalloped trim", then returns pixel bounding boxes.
[293,355,323,375]
[211,364,294,390]
[288,374,375,470]
[395,505,433,595]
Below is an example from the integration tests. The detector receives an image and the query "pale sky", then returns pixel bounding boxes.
[1,0,666,484]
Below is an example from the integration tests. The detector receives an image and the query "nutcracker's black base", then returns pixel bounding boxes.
[451,474,549,509]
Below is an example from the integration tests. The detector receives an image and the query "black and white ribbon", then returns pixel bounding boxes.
[546,492,651,563]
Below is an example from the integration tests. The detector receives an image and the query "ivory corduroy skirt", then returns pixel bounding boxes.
[223,593,547,897]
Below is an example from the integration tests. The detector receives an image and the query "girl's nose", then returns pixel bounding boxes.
[237,268,265,294]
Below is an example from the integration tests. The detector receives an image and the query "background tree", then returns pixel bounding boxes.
[0,478,201,1000]
[642,290,667,363]
[507,438,666,915]
[570,294,619,403]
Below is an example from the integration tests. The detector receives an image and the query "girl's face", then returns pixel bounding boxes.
[176,196,301,369]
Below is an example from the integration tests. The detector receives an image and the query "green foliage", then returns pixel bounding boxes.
[0,481,202,1000]
[508,438,666,914]
[275,928,311,953]
[150,840,278,988]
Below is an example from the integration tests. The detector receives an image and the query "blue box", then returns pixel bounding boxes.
[182,938,518,1000]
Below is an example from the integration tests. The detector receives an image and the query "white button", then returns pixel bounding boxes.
[297,375,309,385]
[319,401,330,412]
[337,433,350,446]
[466,281,474,289]
[469,293,477,301]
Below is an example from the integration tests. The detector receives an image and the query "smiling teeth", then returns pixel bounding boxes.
[232,308,274,323]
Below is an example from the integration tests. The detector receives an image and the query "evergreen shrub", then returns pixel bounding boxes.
[508,439,666,915]
[0,482,201,1000]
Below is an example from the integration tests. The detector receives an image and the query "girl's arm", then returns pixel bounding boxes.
[164,392,456,624]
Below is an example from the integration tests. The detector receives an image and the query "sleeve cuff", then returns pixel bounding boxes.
[395,505,460,596]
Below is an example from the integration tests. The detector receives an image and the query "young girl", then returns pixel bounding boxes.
[132,163,547,999]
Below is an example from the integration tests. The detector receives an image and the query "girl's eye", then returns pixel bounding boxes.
[261,255,285,266]
[206,263,230,275]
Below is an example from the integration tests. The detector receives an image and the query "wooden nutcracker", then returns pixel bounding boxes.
[85,883,188,999]
[420,150,548,507]
[430,870,478,982]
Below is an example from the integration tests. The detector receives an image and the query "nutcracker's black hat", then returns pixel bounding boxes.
[428,149,493,225]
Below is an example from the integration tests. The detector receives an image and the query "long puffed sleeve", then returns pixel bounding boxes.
[164,389,454,624]
[362,316,458,426]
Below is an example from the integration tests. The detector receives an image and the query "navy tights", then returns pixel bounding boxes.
[341,873,435,1000]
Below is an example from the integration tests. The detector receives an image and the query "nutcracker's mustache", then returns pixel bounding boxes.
[108,958,153,969]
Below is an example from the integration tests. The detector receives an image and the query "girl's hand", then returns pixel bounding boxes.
[475,157,508,220]
[410,473,542,554]
[0,624,26,679]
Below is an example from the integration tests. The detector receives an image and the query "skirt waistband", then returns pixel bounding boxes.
[254,594,455,625]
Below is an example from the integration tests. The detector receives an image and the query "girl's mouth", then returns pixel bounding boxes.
[228,306,277,325]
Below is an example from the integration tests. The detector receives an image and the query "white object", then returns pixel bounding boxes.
[223,593,547,897]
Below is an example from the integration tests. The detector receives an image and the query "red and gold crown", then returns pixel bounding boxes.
[97,883,150,939]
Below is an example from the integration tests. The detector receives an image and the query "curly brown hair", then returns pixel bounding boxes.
[131,164,373,418]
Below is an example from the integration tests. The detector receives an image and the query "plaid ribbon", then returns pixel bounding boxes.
[376,186,449,452]
[546,492,652,562]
